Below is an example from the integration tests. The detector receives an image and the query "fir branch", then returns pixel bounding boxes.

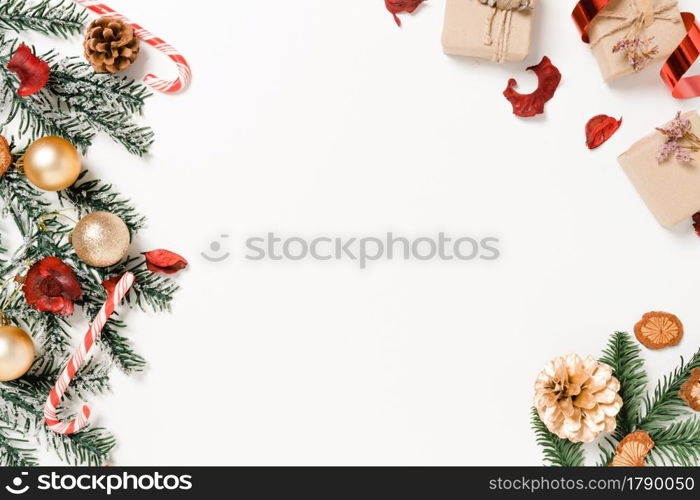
[0,36,153,155]
[15,355,111,401]
[48,57,151,115]
[41,426,115,466]
[100,257,178,313]
[59,170,146,234]
[638,350,700,432]
[599,331,648,437]
[44,54,154,156]
[0,73,95,152]
[0,424,37,466]
[648,418,700,466]
[596,438,616,467]
[0,36,94,151]
[0,383,115,465]
[531,408,585,467]
[34,312,72,353]
[0,0,86,38]
[0,162,50,238]
[78,110,154,156]
[96,319,146,374]
[129,262,178,312]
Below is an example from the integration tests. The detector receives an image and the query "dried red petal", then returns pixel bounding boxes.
[23,257,82,315]
[144,249,188,275]
[385,0,426,27]
[693,212,700,237]
[102,274,124,298]
[586,115,622,149]
[503,56,562,118]
[7,44,50,97]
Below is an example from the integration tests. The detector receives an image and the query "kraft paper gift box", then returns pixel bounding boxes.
[442,0,534,63]
[618,111,700,228]
[587,0,686,82]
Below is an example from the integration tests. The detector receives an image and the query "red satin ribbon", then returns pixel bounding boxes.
[661,12,700,99]
[573,1,700,99]
[572,0,611,43]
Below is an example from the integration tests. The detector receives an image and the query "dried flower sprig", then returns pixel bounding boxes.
[612,36,660,72]
[657,112,700,163]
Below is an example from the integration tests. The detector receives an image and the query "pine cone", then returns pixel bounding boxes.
[83,17,140,74]
[534,354,623,443]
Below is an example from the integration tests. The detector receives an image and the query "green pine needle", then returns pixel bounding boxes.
[0,0,87,38]
[638,349,700,432]
[531,408,585,467]
[599,331,648,437]
[0,35,154,156]
[0,424,37,466]
[59,171,146,234]
[648,418,700,466]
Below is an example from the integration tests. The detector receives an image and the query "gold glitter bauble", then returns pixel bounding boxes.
[72,212,130,267]
[23,136,81,191]
[0,325,35,382]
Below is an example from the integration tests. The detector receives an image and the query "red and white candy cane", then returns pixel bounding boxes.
[72,0,191,93]
[44,272,135,435]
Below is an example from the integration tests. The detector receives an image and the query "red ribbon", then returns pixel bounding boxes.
[661,12,700,99]
[572,0,611,43]
[572,1,700,99]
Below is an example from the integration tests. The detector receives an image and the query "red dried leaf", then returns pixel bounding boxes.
[144,249,188,275]
[503,56,562,118]
[385,0,426,27]
[23,257,82,316]
[7,44,50,97]
[693,212,700,237]
[586,115,622,149]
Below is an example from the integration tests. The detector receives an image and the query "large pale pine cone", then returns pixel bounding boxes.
[534,354,623,443]
[83,17,140,74]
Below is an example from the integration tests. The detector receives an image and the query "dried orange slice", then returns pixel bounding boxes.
[680,368,700,411]
[0,136,10,177]
[634,311,683,350]
[610,431,655,467]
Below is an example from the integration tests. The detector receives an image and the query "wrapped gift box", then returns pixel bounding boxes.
[618,111,700,227]
[587,0,686,82]
[442,0,534,62]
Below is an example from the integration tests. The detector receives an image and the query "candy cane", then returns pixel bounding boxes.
[44,272,135,435]
[72,0,191,93]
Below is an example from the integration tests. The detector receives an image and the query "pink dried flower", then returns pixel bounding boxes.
[656,112,700,164]
[612,36,659,72]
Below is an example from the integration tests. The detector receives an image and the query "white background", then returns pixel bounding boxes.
[7,0,700,465]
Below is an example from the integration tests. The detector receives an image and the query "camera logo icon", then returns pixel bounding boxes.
[5,472,29,495]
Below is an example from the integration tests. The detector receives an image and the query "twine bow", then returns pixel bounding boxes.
[590,0,680,47]
[480,0,533,63]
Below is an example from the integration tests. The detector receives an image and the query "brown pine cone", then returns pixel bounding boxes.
[83,17,140,74]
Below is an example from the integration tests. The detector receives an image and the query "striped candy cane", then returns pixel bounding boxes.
[44,272,135,435]
[72,0,191,93]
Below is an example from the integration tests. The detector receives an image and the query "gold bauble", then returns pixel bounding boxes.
[0,325,35,382]
[23,136,81,191]
[72,212,131,267]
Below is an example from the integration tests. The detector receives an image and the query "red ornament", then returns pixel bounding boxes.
[385,0,426,27]
[144,249,188,275]
[585,115,622,149]
[503,56,562,118]
[23,257,82,315]
[7,44,50,97]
